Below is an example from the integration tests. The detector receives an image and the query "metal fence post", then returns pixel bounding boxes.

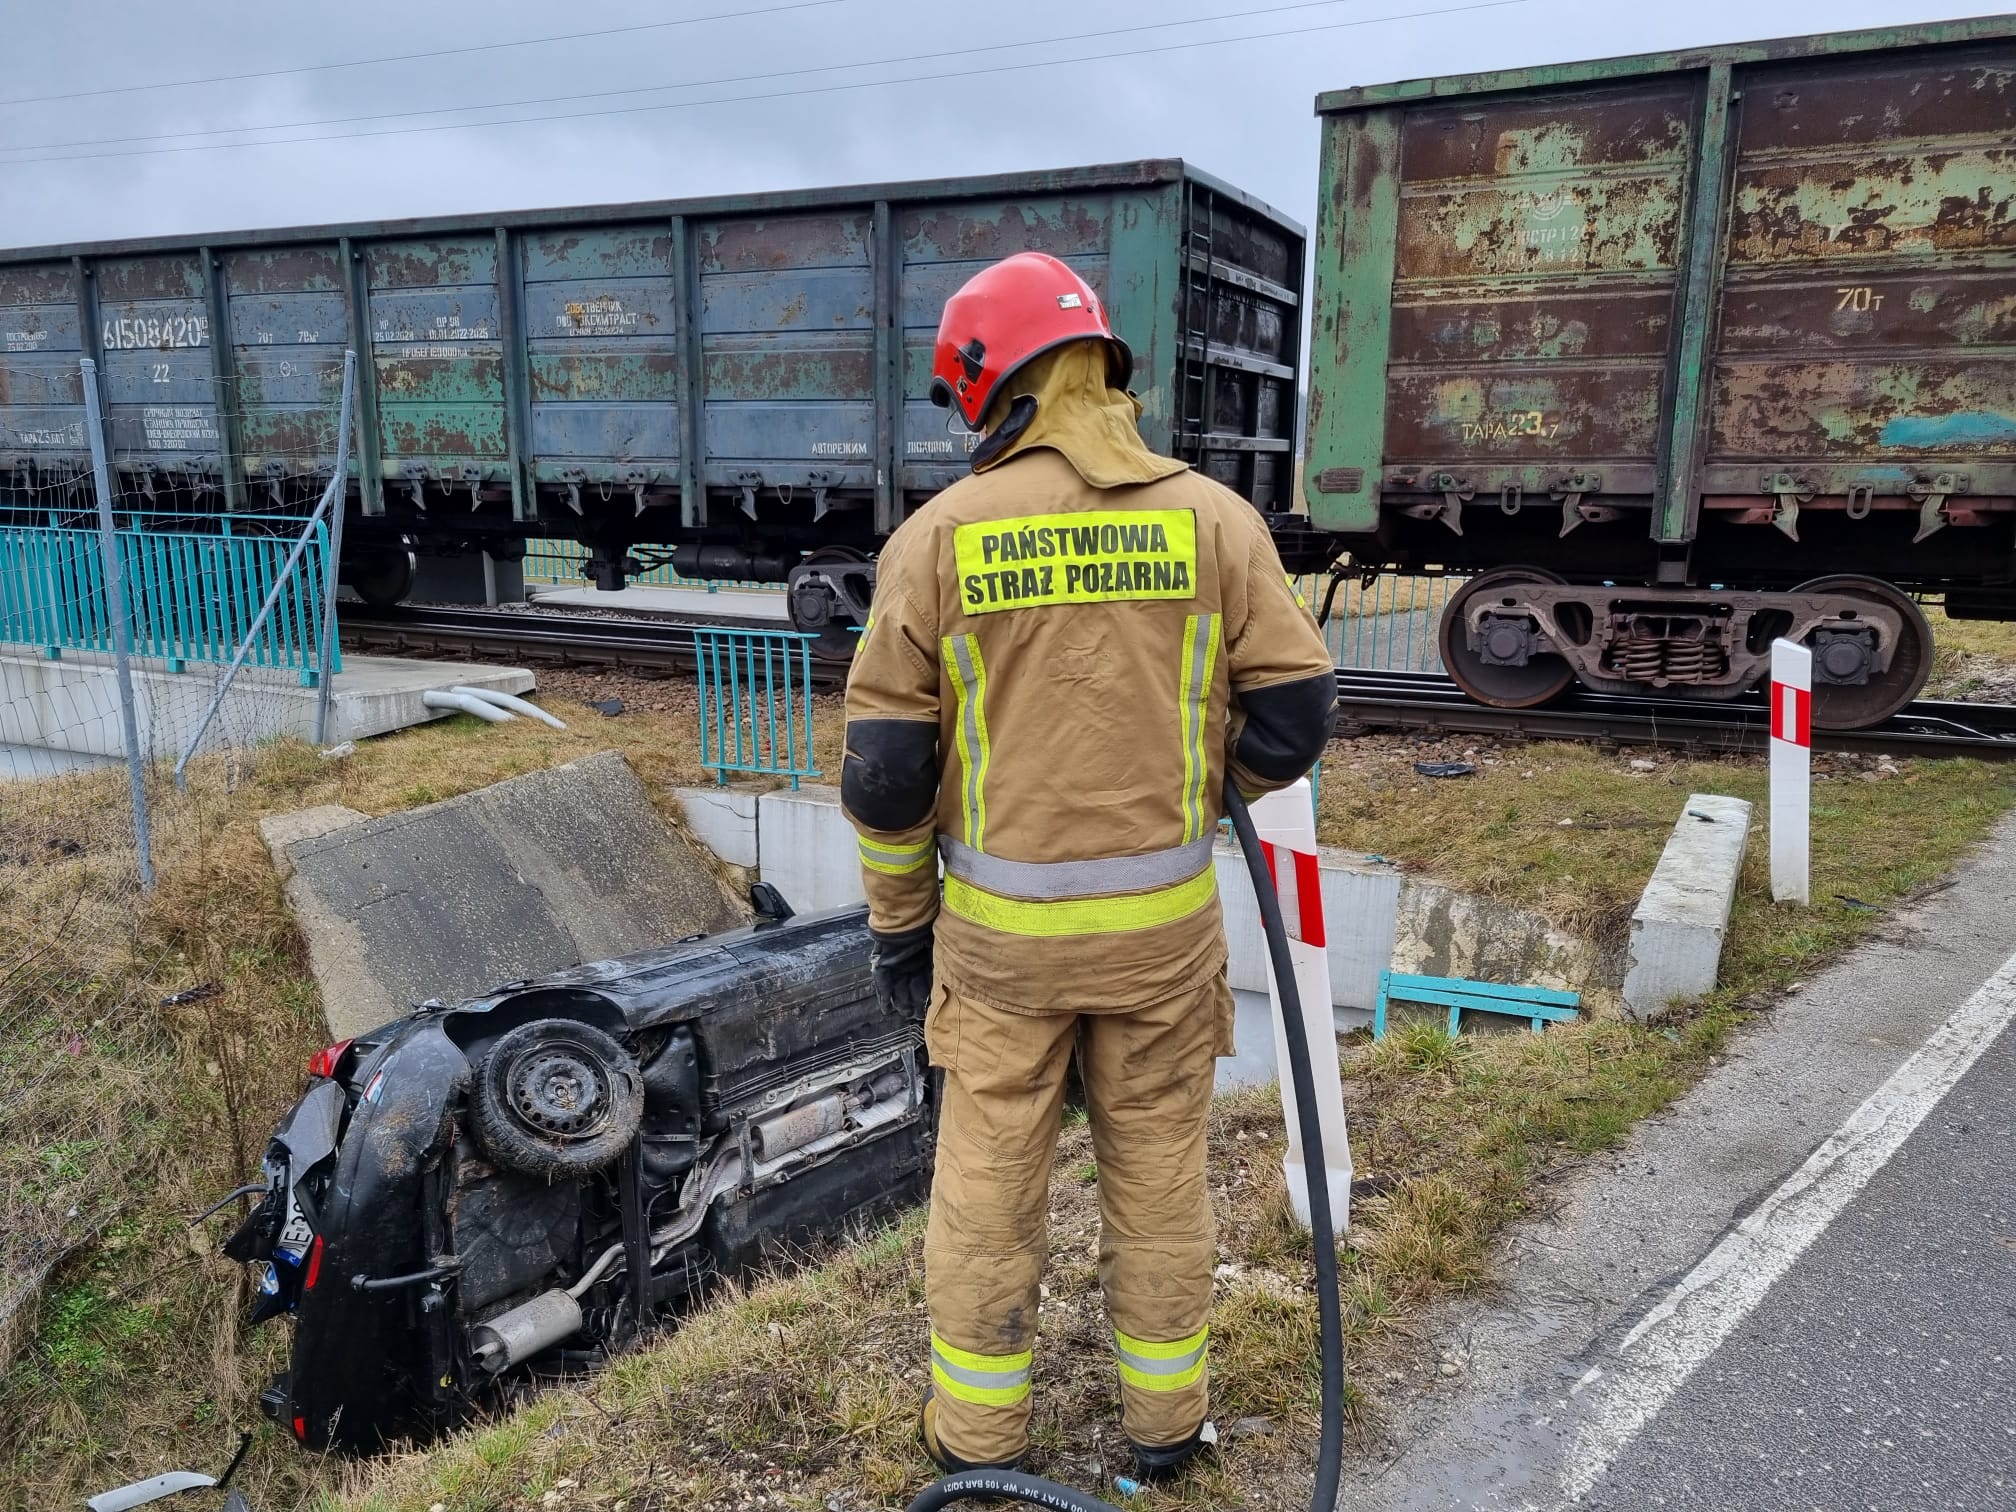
[80,357,155,891]
[314,351,358,745]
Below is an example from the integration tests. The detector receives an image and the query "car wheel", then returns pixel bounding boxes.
[472,1018,644,1178]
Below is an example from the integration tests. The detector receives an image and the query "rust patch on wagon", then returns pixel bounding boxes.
[1401,87,1693,182]
[90,255,205,301]
[699,215,870,274]
[221,247,345,294]
[0,263,76,307]
[901,199,1112,262]
[1710,358,2016,459]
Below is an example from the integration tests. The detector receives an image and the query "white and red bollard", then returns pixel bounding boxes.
[1769,638,1812,906]
[1248,778,1353,1234]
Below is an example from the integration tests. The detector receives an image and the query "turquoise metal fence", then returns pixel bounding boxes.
[693,627,821,789]
[522,538,781,593]
[0,514,340,684]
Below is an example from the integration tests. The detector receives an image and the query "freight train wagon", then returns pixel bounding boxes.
[0,161,1302,656]
[1299,17,2016,728]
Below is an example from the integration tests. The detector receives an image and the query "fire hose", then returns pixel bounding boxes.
[903,778,1346,1511]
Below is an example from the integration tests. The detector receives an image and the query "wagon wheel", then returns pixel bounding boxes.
[1438,567,1575,709]
[789,545,870,664]
[345,543,416,608]
[1790,575,1934,730]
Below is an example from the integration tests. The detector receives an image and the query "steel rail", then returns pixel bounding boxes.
[1334,669,2016,761]
[338,603,845,684]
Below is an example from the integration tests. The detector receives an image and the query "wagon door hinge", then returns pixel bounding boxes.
[460,464,483,511]
[735,470,763,521]
[408,466,429,511]
[1551,471,1604,537]
[1431,472,1471,536]
[562,468,586,516]
[1761,471,1813,542]
[626,469,649,517]
[1910,472,1968,545]
[808,470,835,522]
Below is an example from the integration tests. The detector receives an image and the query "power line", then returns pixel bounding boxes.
[0,0,1528,168]
[0,0,847,109]
[1,0,1377,157]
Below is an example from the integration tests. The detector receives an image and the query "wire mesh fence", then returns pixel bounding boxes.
[0,351,353,1364]
[1296,571,1462,674]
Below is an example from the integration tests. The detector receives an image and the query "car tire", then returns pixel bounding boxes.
[471,1018,644,1178]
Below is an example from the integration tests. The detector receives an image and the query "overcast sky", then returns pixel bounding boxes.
[0,0,2004,251]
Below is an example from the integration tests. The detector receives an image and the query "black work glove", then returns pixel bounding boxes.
[869,923,934,1020]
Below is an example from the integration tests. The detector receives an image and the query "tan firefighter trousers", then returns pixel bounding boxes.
[923,971,1234,1464]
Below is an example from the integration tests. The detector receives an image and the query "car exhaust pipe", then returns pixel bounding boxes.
[469,1289,582,1373]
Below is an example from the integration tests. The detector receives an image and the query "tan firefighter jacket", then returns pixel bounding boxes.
[841,354,1337,1015]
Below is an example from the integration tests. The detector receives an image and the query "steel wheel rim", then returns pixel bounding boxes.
[1438,567,1575,709]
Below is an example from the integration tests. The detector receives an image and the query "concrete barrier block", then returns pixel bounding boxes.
[1623,792,1754,1019]
[1217,841,1402,1009]
[757,785,868,915]
[675,784,761,869]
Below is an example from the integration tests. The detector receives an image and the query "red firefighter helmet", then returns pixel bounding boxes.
[929,251,1133,430]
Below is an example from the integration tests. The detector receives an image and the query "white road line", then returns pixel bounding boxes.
[1553,946,2016,1505]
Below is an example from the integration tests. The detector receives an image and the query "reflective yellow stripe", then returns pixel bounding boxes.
[942,865,1217,939]
[931,1331,1032,1407]
[1178,612,1221,843]
[1286,571,1309,610]
[943,634,991,851]
[1113,1326,1209,1392]
[858,836,935,875]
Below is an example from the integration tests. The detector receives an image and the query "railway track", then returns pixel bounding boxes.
[338,603,848,682]
[1335,669,2016,761]
[345,605,2016,760]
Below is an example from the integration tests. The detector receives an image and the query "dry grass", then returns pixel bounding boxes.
[1923,604,2016,701]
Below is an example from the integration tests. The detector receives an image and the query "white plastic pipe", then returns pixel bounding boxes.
[1250,777,1353,1234]
[448,685,567,729]
[423,689,513,724]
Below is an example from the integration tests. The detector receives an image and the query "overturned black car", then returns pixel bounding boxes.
[222,900,932,1452]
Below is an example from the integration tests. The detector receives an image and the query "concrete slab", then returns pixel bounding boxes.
[531,583,789,622]
[757,785,868,915]
[1622,791,1754,1019]
[264,751,746,1038]
[0,646,535,764]
[1217,840,1403,1009]
[1389,876,1600,1000]
[675,784,762,869]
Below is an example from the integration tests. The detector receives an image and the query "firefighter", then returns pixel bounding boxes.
[841,251,1336,1481]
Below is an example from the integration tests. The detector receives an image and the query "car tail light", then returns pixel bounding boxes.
[303,1236,324,1292]
[292,1415,306,1442]
[306,1039,352,1080]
